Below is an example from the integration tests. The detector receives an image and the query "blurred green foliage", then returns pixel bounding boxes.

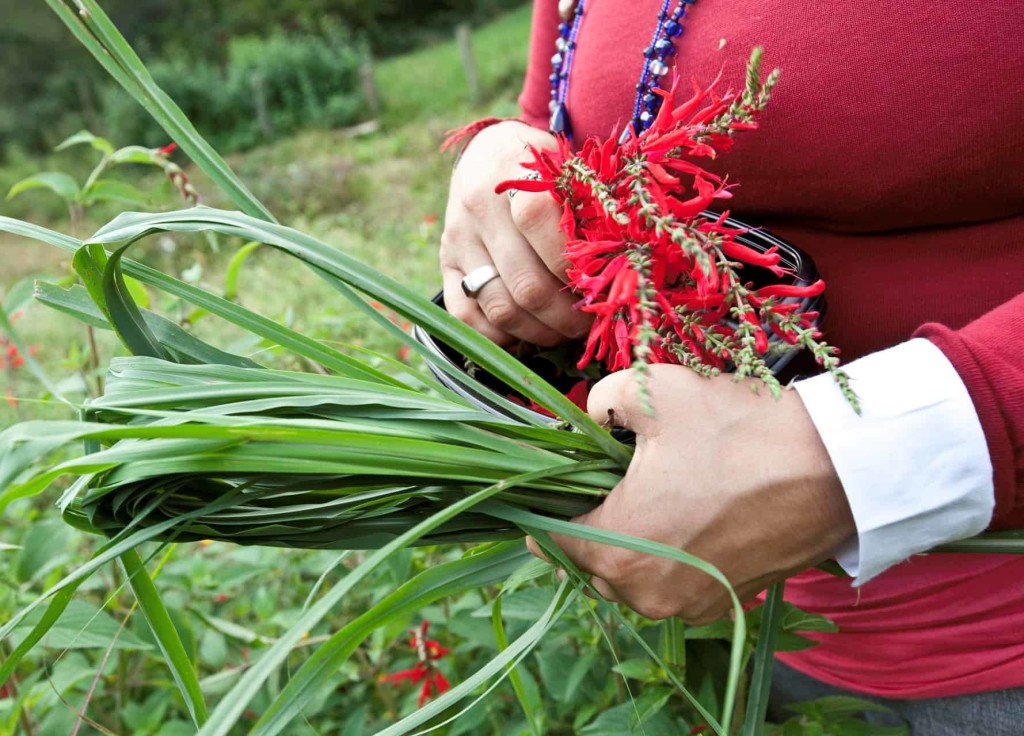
[99,24,371,151]
[0,0,525,157]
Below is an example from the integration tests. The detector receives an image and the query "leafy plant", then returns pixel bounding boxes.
[7,130,188,231]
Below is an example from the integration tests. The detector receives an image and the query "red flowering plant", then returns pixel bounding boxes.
[491,49,857,410]
[0,310,39,411]
[379,621,452,708]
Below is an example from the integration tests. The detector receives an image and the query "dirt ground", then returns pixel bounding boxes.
[0,232,73,288]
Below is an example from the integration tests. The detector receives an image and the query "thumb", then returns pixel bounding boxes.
[586,368,655,435]
[543,505,610,579]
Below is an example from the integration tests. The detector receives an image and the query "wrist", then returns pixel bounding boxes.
[771,386,857,564]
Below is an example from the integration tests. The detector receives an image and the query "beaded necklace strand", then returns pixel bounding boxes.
[547,0,697,140]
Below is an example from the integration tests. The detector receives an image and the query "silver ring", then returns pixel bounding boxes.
[507,171,543,201]
[461,265,500,298]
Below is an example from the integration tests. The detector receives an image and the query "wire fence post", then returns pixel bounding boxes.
[455,23,481,104]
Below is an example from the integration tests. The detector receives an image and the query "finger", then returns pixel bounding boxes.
[440,221,516,345]
[555,567,622,603]
[585,369,658,435]
[442,263,515,345]
[508,190,572,284]
[474,273,568,347]
[542,506,610,581]
[588,575,622,603]
[524,535,553,563]
[530,527,616,604]
[680,572,787,626]
[485,226,592,340]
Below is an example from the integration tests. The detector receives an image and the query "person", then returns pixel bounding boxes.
[440,1,1024,732]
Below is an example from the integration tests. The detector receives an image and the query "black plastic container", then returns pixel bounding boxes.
[412,212,823,427]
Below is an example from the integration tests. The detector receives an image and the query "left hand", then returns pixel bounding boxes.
[527,365,856,624]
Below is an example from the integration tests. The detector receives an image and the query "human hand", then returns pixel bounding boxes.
[527,365,856,623]
[440,120,592,346]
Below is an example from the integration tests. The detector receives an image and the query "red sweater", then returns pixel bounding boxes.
[518,0,1024,697]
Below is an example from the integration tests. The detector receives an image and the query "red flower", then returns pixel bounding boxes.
[380,621,452,708]
[157,142,178,156]
[754,279,826,299]
[479,54,843,394]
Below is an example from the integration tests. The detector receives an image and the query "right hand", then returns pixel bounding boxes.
[440,120,592,347]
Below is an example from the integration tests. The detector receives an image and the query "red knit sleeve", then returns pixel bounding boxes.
[518,0,562,130]
[915,293,1024,530]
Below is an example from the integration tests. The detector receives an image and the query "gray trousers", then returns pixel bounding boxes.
[769,660,1024,735]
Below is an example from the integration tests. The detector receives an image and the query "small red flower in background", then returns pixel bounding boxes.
[398,321,412,362]
[0,333,35,374]
[153,142,199,204]
[380,621,452,708]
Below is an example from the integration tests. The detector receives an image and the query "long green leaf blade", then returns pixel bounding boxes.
[742,581,784,736]
[35,282,261,368]
[120,548,208,726]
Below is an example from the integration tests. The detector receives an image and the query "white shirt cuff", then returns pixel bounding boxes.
[794,338,994,586]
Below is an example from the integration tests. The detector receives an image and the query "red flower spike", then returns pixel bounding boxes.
[382,620,452,708]
[493,178,552,195]
[755,279,826,299]
[484,55,845,395]
[417,679,432,707]
[440,117,518,154]
[754,327,769,353]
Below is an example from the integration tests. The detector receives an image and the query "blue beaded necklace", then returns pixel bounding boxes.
[548,0,696,141]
